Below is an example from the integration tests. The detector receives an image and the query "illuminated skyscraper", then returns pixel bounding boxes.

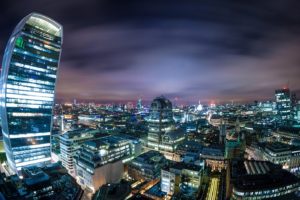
[147,96,175,150]
[0,13,63,173]
[137,98,143,112]
[275,88,291,121]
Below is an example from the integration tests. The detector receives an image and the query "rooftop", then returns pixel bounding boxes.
[163,128,185,141]
[132,150,166,165]
[93,181,131,200]
[84,135,130,150]
[150,96,172,110]
[60,129,108,140]
[265,142,291,152]
[234,169,299,191]
[164,161,203,172]
[232,160,300,192]
[25,13,62,37]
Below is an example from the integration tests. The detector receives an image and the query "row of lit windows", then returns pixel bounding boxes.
[27,43,54,54]
[15,156,51,167]
[13,145,50,156]
[9,66,56,82]
[7,88,54,98]
[16,37,59,61]
[11,55,58,71]
[7,74,55,86]
[23,31,61,49]
[11,143,50,151]
[13,48,58,63]
[6,83,54,95]
[12,61,57,74]
[10,112,51,117]
[15,154,46,164]
[233,184,299,197]
[22,32,60,51]
[15,152,50,164]
[7,93,53,102]
[7,81,54,93]
[10,64,57,79]
[6,103,52,109]
[6,98,52,106]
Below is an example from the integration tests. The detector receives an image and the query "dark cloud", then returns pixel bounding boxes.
[1,0,300,103]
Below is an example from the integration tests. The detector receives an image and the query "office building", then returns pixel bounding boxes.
[74,135,141,193]
[231,160,300,199]
[201,146,227,172]
[128,150,168,181]
[161,162,204,198]
[219,119,226,144]
[59,129,108,176]
[294,101,300,123]
[275,88,292,121]
[147,96,175,150]
[161,128,185,152]
[262,142,300,172]
[247,142,300,172]
[137,98,143,112]
[0,13,63,174]
[225,119,245,159]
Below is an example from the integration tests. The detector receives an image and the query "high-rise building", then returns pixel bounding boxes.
[74,135,141,192]
[219,118,226,145]
[147,96,175,150]
[59,129,108,176]
[137,98,143,112]
[0,13,63,174]
[275,88,291,121]
[294,101,300,123]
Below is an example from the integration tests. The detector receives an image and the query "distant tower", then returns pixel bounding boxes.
[73,99,77,105]
[291,92,297,106]
[275,88,291,121]
[137,98,143,111]
[235,118,240,134]
[183,112,188,123]
[0,13,63,174]
[196,100,203,111]
[126,102,134,110]
[219,118,226,145]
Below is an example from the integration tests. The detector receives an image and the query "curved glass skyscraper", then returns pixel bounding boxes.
[0,13,63,173]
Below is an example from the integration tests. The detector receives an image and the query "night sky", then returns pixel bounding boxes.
[1,0,300,104]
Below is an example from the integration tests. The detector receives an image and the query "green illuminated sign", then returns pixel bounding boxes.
[15,37,24,48]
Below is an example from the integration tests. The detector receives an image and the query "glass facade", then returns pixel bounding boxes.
[147,96,174,150]
[275,88,291,121]
[0,13,63,173]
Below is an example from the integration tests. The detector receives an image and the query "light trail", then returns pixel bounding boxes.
[206,177,220,200]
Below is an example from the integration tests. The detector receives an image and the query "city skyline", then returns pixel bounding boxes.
[1,3,300,200]
[1,1,300,103]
